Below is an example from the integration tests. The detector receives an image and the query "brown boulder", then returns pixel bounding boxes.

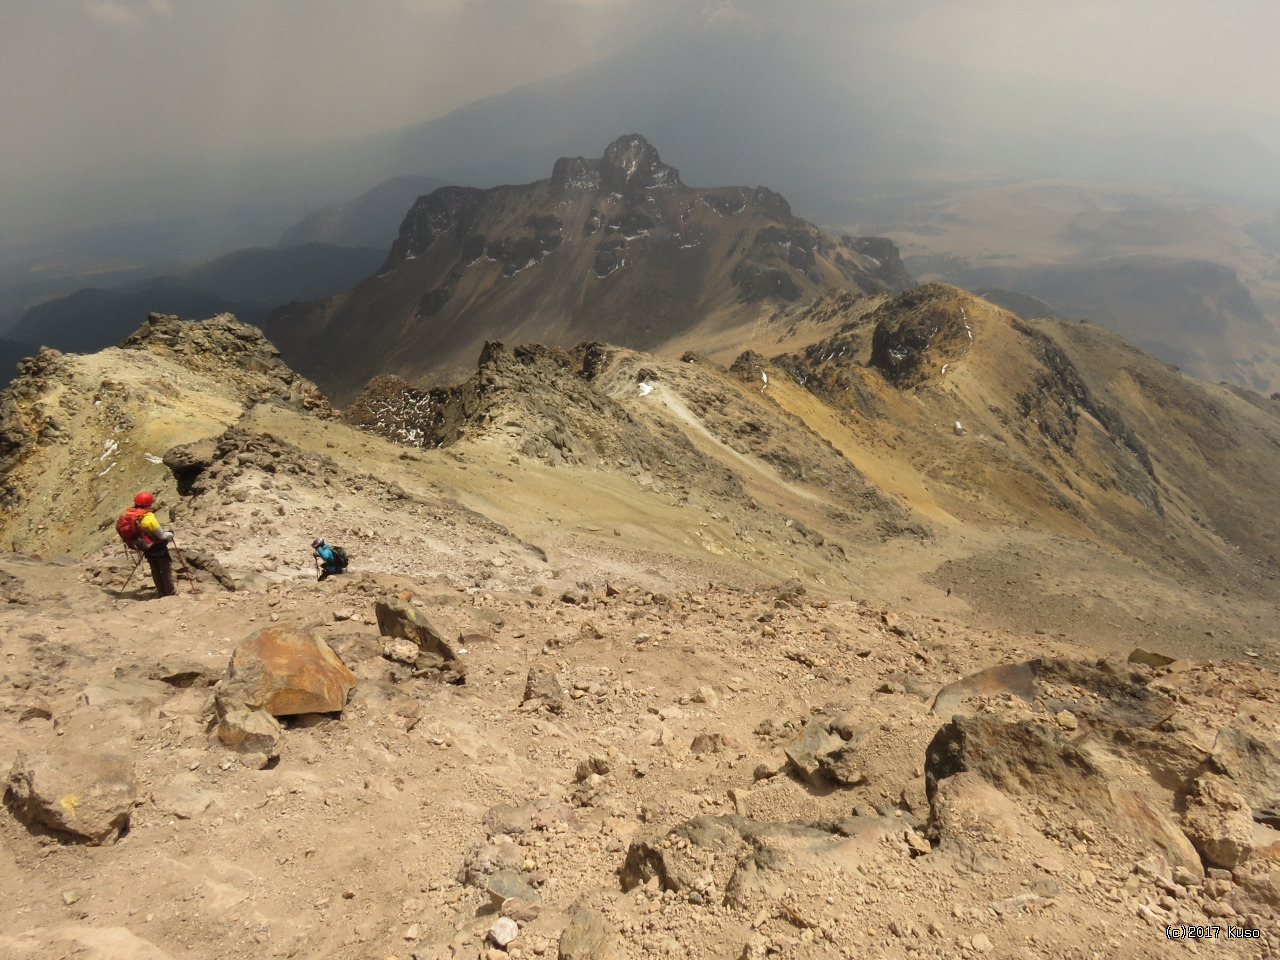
[216,624,355,716]
[5,749,136,844]
[523,662,564,713]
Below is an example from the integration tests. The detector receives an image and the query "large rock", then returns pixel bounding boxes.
[458,836,525,887]
[925,715,1108,811]
[523,662,564,713]
[1212,724,1280,810]
[374,598,457,662]
[931,658,1173,728]
[782,719,842,786]
[558,904,617,960]
[214,702,283,768]
[931,662,1038,718]
[5,749,136,844]
[163,437,218,494]
[216,624,355,716]
[1108,787,1203,879]
[1180,775,1258,870]
[779,718,864,787]
[1232,842,1280,910]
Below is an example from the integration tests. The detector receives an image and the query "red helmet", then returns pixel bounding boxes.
[133,491,154,508]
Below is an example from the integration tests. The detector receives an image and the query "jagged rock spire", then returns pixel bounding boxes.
[551,134,681,195]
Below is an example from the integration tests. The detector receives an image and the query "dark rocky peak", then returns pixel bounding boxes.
[601,134,681,193]
[552,134,681,196]
[550,156,602,193]
[389,187,487,264]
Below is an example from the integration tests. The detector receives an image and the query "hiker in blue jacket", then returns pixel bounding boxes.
[312,537,341,581]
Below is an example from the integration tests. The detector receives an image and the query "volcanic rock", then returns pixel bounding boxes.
[374,598,457,663]
[216,624,356,716]
[5,748,136,844]
[1180,775,1258,870]
[523,662,564,713]
[214,702,283,768]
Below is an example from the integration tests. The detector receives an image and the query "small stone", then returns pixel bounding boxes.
[501,897,541,923]
[878,681,906,695]
[384,639,420,665]
[752,763,778,781]
[487,870,540,906]
[489,917,519,947]
[404,924,420,941]
[1030,879,1060,897]
[1078,870,1096,886]
[1055,710,1078,731]
[692,686,718,706]
[903,830,931,855]
[971,933,993,953]
[1134,855,1170,881]
[61,891,79,905]
[333,608,355,621]
[1172,870,1203,890]
[491,557,507,568]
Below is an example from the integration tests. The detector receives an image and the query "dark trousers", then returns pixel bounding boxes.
[144,545,176,597]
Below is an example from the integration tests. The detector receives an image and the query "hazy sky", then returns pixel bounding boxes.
[3,0,1280,240]
[6,1,1280,177]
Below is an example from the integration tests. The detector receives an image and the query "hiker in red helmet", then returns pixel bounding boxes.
[118,491,176,597]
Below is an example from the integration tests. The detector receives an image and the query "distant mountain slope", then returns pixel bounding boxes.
[1015,257,1277,379]
[264,135,912,403]
[912,252,1280,392]
[278,175,449,250]
[755,284,1280,580]
[9,243,384,358]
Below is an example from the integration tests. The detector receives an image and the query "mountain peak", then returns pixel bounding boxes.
[551,133,681,195]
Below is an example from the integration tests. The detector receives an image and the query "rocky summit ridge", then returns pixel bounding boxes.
[263,134,912,404]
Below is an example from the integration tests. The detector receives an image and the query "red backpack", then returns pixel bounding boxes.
[116,507,149,549]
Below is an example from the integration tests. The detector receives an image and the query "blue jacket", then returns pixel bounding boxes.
[315,544,340,572]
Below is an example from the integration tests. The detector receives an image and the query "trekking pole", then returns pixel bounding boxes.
[169,540,198,592]
[117,551,144,598]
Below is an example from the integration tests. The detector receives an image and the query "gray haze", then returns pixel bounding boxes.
[4,0,1280,265]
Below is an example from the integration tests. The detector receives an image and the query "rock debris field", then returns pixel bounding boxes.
[2,543,1279,958]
